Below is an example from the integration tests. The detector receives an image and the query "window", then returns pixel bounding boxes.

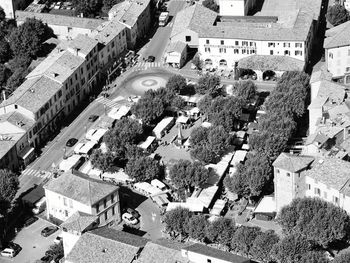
[276,169,280,173]
[65,210,68,217]
[220,40,224,45]
[284,50,290,55]
[58,90,62,98]
[242,49,246,54]
[250,49,255,54]
[96,204,100,213]
[242,41,248,46]
[286,173,290,177]
[206,39,209,44]
[185,36,191,42]
[283,43,290,48]
[307,184,311,190]
[63,198,67,206]
[314,188,321,196]
[207,259,212,263]
[295,50,303,56]
[29,131,32,139]
[270,50,274,55]
[111,194,114,203]
[112,206,115,215]
[69,199,73,208]
[104,211,108,221]
[295,42,302,48]
[329,52,333,59]
[333,196,339,204]
[346,67,350,72]
[104,199,107,208]
[219,48,226,53]
[235,41,239,45]
[205,47,211,53]
[268,42,275,47]
[234,49,239,54]
[75,73,77,80]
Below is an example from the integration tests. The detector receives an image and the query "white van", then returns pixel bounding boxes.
[32,197,46,215]
[1,248,16,258]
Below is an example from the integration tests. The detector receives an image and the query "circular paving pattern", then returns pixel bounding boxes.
[131,76,167,93]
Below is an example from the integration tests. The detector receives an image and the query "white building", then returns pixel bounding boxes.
[44,171,120,225]
[1,0,26,19]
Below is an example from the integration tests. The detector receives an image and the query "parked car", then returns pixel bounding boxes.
[40,254,53,262]
[127,208,140,219]
[147,55,155,62]
[8,242,22,254]
[66,138,78,147]
[88,115,99,122]
[1,248,18,258]
[41,226,58,237]
[122,212,138,225]
[54,235,63,244]
[24,216,39,227]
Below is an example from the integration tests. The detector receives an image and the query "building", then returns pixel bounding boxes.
[15,11,104,41]
[108,0,151,49]
[273,153,350,214]
[182,243,251,263]
[65,227,148,263]
[165,41,188,68]
[1,0,26,19]
[44,171,120,225]
[324,21,350,81]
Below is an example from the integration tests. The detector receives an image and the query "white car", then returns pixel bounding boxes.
[1,248,16,258]
[122,212,138,225]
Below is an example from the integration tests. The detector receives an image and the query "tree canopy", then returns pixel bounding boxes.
[72,0,102,18]
[0,169,19,214]
[233,80,257,104]
[90,149,116,172]
[196,74,222,97]
[192,54,203,70]
[333,252,350,263]
[166,75,187,94]
[251,230,279,263]
[278,197,350,248]
[169,160,211,192]
[327,4,349,26]
[163,207,192,237]
[231,226,261,257]
[125,156,162,182]
[202,0,219,12]
[187,215,208,241]
[206,217,236,247]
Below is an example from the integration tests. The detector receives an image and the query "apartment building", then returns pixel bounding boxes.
[108,0,151,49]
[273,153,350,214]
[324,21,350,81]
[44,171,120,225]
[15,11,104,41]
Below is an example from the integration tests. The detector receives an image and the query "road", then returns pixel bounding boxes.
[167,0,187,17]
[17,101,106,197]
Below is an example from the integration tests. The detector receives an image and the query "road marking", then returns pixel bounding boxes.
[20,168,51,179]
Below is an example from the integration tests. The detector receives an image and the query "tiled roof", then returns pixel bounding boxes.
[171,4,217,38]
[273,153,314,172]
[166,41,187,54]
[66,229,147,263]
[183,243,250,263]
[303,157,350,192]
[93,20,126,45]
[68,34,98,56]
[237,55,305,72]
[324,21,350,49]
[135,239,189,263]
[44,172,118,206]
[15,11,104,30]
[0,111,35,132]
[61,211,98,233]
[0,121,26,159]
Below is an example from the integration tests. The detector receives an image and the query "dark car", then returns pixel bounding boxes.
[40,254,53,262]
[88,115,99,122]
[147,56,155,62]
[41,226,58,237]
[66,138,78,147]
[127,208,140,219]
[23,216,38,227]
[8,242,22,254]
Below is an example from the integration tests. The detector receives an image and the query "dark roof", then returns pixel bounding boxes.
[183,243,250,263]
[21,186,45,205]
[273,153,314,172]
[61,211,98,233]
[89,227,149,248]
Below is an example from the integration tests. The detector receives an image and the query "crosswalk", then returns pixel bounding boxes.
[19,168,52,179]
[95,97,123,108]
[134,62,163,70]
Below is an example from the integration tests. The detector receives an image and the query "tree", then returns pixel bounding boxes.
[192,54,203,70]
[131,96,165,125]
[233,80,257,104]
[169,160,210,192]
[125,156,162,182]
[72,0,101,18]
[102,0,121,13]
[277,197,350,248]
[196,74,221,97]
[206,217,236,247]
[334,252,350,263]
[0,39,10,63]
[90,149,116,172]
[0,7,5,22]
[163,207,192,237]
[5,67,29,93]
[171,96,186,113]
[271,234,314,263]
[231,226,261,256]
[251,230,279,263]
[327,4,349,26]
[224,163,250,197]
[198,94,212,118]
[187,215,208,241]
[45,243,64,258]
[202,0,219,12]
[8,18,54,58]
[299,251,329,263]
[0,169,19,214]
[166,75,187,94]
[0,64,10,88]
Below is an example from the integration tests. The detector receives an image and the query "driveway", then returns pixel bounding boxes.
[4,217,60,263]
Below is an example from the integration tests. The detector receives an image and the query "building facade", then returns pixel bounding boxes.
[1,0,26,19]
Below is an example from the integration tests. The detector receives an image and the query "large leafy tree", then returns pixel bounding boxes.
[196,74,221,97]
[231,226,261,257]
[251,230,280,263]
[102,0,120,12]
[72,0,101,18]
[327,4,349,26]
[202,0,219,12]
[206,217,236,247]
[169,160,210,192]
[0,7,5,22]
[299,251,329,263]
[0,39,10,63]
[278,197,350,248]
[192,54,203,70]
[187,215,208,241]
[125,156,162,182]
[166,74,187,94]
[163,207,192,237]
[8,18,54,58]
[334,252,350,263]
[90,149,116,172]
[131,96,165,125]
[0,169,19,214]
[233,80,257,104]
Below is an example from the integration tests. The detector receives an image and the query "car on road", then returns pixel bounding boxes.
[66,138,78,147]
[8,242,22,254]
[41,226,58,237]
[122,212,138,225]
[40,254,53,262]
[1,247,19,258]
[88,115,99,122]
[127,208,140,219]
[147,55,155,62]
[24,216,39,227]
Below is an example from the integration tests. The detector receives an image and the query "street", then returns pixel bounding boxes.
[142,26,172,62]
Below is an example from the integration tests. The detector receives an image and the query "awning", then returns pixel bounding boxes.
[19,147,35,160]
[176,116,189,124]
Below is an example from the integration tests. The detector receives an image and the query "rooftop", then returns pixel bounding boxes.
[93,20,126,45]
[61,211,98,233]
[15,11,104,30]
[324,21,350,49]
[67,34,98,57]
[273,153,315,172]
[166,41,187,54]
[66,228,148,263]
[183,243,250,263]
[44,172,118,206]
[0,121,27,159]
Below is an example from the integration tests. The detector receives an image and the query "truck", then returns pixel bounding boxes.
[159,12,169,27]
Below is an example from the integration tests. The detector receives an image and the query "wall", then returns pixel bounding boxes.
[62,231,81,257]
[171,29,199,49]
[326,46,350,78]
[183,250,245,263]
[93,190,121,225]
[308,107,323,134]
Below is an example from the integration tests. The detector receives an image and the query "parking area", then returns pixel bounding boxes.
[3,217,60,263]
